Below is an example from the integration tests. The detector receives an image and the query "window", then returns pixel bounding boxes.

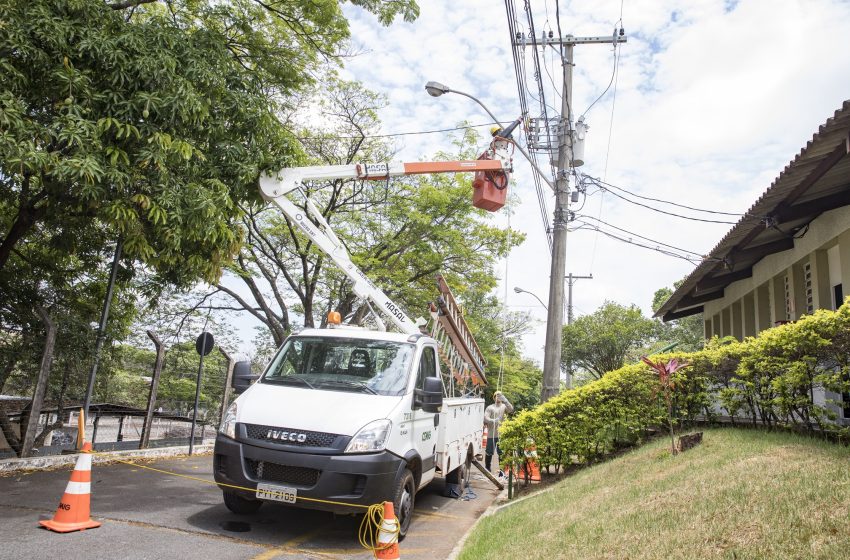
[784,274,793,320]
[804,262,813,314]
[834,284,844,311]
[263,337,414,396]
[416,347,437,391]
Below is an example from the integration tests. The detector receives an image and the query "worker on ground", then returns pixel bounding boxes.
[484,391,513,474]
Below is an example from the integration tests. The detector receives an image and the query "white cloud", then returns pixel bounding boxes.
[338,0,850,365]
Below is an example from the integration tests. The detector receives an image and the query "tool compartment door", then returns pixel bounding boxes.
[435,397,484,475]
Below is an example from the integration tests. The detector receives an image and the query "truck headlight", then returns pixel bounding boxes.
[345,419,391,453]
[220,402,237,439]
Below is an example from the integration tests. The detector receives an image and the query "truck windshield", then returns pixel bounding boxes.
[261,337,415,397]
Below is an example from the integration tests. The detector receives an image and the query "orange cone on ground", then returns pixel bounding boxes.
[511,437,541,483]
[39,442,101,533]
[374,501,400,560]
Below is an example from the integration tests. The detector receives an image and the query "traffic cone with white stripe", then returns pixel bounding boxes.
[39,442,101,533]
[374,501,400,559]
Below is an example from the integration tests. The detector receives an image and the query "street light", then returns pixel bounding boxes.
[514,286,547,310]
[424,81,555,190]
[427,80,562,403]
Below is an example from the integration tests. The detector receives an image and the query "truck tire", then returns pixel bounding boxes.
[446,450,472,489]
[393,469,415,540]
[223,490,262,514]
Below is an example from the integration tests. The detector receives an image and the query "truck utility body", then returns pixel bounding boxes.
[214,140,515,536]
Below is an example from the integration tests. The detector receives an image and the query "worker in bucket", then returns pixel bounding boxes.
[484,391,514,474]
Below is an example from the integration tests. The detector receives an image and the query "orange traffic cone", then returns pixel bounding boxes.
[39,442,101,533]
[374,501,400,560]
[521,440,542,483]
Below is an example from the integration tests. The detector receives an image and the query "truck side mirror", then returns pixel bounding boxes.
[232,361,259,393]
[414,376,443,414]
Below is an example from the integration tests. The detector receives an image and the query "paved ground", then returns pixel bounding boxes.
[0,453,500,559]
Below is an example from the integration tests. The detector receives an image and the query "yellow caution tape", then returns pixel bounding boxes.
[83,448,399,553]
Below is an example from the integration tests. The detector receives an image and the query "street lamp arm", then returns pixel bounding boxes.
[425,82,556,191]
[514,287,547,310]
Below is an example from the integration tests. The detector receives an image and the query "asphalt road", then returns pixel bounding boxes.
[0,453,500,559]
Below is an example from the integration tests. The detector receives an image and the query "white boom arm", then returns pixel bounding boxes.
[259,146,514,384]
[259,154,512,336]
[259,173,418,334]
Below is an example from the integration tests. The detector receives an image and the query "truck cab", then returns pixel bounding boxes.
[213,327,481,537]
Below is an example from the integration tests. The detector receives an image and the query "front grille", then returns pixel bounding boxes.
[245,459,320,487]
[243,423,339,448]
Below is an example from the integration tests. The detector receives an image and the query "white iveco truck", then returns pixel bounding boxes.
[213,129,516,537]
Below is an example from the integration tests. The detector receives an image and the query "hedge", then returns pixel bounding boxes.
[500,299,850,473]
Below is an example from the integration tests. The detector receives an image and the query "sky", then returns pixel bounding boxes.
[336,0,850,365]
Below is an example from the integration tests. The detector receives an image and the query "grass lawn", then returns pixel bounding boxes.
[459,428,850,559]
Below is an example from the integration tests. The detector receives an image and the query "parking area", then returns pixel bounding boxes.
[0,452,500,559]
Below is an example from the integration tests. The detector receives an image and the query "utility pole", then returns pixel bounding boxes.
[523,30,626,403]
[566,273,593,325]
[564,272,592,390]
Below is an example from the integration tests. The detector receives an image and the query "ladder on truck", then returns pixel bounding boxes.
[429,275,487,397]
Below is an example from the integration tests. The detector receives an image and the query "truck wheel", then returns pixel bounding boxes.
[446,451,471,489]
[223,490,262,514]
[393,469,415,540]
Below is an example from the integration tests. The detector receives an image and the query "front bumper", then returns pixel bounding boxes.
[213,434,405,514]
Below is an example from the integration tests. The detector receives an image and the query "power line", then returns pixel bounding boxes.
[584,182,740,224]
[579,32,620,120]
[505,0,553,251]
[296,122,501,141]
[570,222,707,264]
[583,175,746,216]
[574,215,709,257]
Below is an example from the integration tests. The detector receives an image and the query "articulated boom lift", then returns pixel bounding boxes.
[258,128,517,394]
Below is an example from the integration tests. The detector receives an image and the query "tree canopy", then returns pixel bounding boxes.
[561,301,660,381]
[0,0,418,455]
[652,283,705,352]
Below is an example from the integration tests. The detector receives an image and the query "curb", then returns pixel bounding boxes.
[445,483,509,560]
[0,443,215,473]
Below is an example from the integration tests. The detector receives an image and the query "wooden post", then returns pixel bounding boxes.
[140,330,166,449]
[91,413,100,445]
[217,347,236,431]
[21,307,56,458]
[117,415,124,442]
[77,408,85,449]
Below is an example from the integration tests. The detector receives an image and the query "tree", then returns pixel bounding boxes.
[0,0,417,451]
[652,283,705,352]
[560,301,660,380]
[187,78,522,349]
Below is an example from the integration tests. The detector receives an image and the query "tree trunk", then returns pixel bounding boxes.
[21,306,56,457]
[32,360,70,448]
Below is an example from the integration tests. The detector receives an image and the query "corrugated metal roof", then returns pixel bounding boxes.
[656,100,850,321]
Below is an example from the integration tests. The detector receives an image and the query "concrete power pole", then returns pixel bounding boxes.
[566,273,593,325]
[530,31,626,403]
[564,272,592,390]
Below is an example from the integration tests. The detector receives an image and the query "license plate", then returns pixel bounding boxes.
[255,483,297,504]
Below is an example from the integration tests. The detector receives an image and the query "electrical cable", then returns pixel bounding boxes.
[579,36,619,120]
[570,222,707,264]
[505,0,553,250]
[574,215,709,257]
[296,122,502,141]
[583,175,747,216]
[586,185,739,224]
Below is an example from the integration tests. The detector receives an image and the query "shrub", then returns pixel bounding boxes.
[501,300,850,473]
